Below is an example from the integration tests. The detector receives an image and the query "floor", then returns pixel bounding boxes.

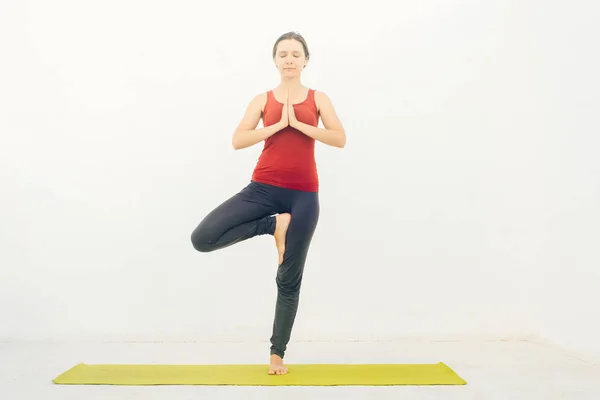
[1,339,599,399]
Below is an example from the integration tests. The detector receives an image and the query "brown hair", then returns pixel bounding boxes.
[272,31,310,60]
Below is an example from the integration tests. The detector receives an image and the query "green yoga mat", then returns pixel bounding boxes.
[53,362,466,386]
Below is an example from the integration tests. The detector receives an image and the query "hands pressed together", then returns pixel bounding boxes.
[279,89,299,129]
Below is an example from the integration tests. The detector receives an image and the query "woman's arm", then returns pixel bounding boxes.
[232,94,286,150]
[291,91,346,148]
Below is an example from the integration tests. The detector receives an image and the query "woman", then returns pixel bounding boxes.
[190,31,346,375]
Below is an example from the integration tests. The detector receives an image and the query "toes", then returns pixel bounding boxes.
[268,364,288,375]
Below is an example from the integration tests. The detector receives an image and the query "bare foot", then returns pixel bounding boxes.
[268,354,288,375]
[274,213,291,265]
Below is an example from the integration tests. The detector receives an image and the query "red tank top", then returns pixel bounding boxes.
[251,88,319,192]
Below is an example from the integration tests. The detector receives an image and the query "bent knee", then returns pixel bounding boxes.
[190,230,215,253]
[192,240,214,253]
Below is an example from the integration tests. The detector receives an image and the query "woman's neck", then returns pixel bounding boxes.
[278,78,304,91]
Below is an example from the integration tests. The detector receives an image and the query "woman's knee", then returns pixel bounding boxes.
[275,273,303,296]
[190,222,216,252]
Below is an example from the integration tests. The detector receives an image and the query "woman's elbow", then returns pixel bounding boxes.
[231,134,242,150]
[338,132,346,148]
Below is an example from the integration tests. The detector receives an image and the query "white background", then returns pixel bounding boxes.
[1,0,598,362]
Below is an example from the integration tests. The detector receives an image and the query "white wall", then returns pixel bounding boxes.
[1,1,598,361]
[516,1,600,362]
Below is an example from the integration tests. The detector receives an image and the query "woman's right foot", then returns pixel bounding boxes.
[269,354,288,375]
[274,213,291,265]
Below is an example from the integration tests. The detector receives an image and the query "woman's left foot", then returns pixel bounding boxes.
[268,354,288,375]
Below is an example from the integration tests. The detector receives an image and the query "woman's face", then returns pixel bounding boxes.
[274,39,307,75]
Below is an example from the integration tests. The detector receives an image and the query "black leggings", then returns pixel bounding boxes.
[190,180,320,358]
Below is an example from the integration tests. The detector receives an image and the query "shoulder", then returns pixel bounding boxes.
[247,91,269,115]
[253,91,268,104]
[313,90,333,114]
[314,90,331,102]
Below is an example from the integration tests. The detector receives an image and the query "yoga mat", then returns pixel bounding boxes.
[53,362,466,386]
